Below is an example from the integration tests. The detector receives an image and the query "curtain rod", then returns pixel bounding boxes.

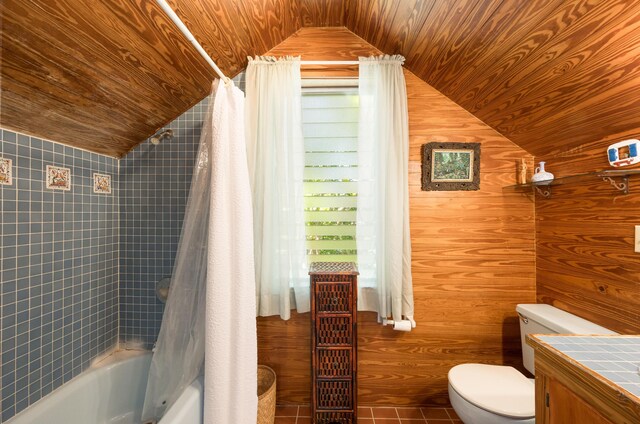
[155,0,231,84]
[300,61,359,65]
[156,0,359,78]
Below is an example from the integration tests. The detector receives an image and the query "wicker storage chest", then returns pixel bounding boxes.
[309,262,358,424]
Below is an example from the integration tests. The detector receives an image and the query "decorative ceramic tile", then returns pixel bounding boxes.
[93,173,112,194]
[45,165,71,190]
[0,157,12,185]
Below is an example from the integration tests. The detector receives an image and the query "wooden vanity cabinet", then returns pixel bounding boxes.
[535,371,614,424]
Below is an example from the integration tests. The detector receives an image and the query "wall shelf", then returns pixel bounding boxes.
[505,169,640,198]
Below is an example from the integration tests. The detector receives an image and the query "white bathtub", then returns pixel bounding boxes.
[6,351,203,424]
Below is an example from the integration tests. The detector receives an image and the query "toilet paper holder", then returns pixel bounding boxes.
[381,316,417,331]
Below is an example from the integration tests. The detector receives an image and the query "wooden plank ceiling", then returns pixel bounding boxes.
[2,0,640,158]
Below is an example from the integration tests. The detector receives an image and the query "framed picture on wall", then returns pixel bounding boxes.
[421,142,481,191]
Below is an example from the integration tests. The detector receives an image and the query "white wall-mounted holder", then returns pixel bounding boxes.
[607,139,640,167]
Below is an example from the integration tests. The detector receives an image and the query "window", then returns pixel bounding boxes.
[302,84,359,263]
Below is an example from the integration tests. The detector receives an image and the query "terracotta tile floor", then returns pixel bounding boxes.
[274,405,463,424]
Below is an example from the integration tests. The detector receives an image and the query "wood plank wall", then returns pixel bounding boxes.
[7,0,640,159]
[536,142,640,335]
[0,0,216,157]
[345,0,640,159]
[258,27,536,406]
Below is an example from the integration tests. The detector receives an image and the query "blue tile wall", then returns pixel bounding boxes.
[1,72,245,421]
[119,74,245,349]
[118,100,206,349]
[0,130,119,421]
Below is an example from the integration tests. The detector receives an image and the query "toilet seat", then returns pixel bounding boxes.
[448,364,535,419]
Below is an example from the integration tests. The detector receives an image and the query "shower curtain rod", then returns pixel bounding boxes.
[155,0,232,85]
[156,0,362,82]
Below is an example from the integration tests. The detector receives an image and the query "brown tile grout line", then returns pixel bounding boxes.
[369,406,455,423]
[276,406,458,423]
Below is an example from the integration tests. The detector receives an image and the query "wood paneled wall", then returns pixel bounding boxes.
[0,0,301,157]
[300,0,347,27]
[345,0,640,158]
[5,1,640,159]
[258,27,536,406]
[536,143,640,335]
[0,0,216,157]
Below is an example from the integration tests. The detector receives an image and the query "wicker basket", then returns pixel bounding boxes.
[257,365,276,424]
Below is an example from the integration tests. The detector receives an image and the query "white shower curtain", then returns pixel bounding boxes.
[205,80,257,423]
[245,56,309,320]
[141,79,257,424]
[141,87,214,423]
[356,55,414,322]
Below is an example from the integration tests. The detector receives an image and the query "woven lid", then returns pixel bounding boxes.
[309,262,358,275]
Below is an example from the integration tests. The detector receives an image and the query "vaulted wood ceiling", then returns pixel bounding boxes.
[2,0,640,158]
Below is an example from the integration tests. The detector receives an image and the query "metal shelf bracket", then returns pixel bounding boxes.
[534,185,552,198]
[601,175,629,194]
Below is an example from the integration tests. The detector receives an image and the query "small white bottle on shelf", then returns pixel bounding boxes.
[531,161,554,185]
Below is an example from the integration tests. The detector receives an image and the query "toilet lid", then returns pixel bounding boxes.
[448,364,535,418]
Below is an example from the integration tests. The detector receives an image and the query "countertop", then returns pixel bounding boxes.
[527,334,640,422]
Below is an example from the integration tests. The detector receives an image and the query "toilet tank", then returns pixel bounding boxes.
[516,304,617,374]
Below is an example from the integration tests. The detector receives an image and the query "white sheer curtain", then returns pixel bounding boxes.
[356,55,414,322]
[245,56,309,320]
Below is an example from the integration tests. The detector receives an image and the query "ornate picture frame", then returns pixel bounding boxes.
[421,142,481,191]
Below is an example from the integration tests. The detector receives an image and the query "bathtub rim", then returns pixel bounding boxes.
[5,349,151,424]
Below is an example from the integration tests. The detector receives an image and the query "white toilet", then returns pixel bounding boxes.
[447,303,617,424]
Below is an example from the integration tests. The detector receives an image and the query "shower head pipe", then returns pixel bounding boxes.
[150,129,173,145]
